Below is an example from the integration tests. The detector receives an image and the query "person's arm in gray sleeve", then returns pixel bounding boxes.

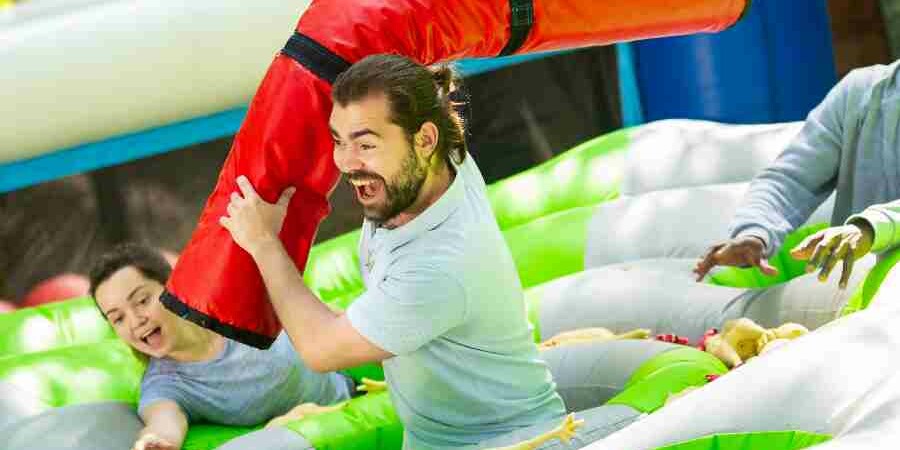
[695,69,865,281]
[729,73,856,255]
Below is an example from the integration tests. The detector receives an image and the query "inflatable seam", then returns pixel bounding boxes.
[159,290,276,349]
[497,0,534,56]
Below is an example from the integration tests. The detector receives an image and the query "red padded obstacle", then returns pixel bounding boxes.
[164,0,748,348]
[22,274,90,308]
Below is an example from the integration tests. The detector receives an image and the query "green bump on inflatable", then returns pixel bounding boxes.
[652,430,830,450]
[305,230,364,306]
[0,339,145,409]
[0,296,115,357]
[842,246,900,316]
[182,424,262,450]
[506,206,595,289]
[486,129,628,230]
[707,223,828,289]
[606,347,727,413]
[284,391,403,450]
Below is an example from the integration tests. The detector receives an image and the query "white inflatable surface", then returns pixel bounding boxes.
[622,119,804,196]
[583,261,900,450]
[584,182,835,269]
[2,0,308,163]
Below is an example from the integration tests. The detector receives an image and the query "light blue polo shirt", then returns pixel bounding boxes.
[346,154,565,449]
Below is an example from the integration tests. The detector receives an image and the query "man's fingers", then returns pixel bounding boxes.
[757,257,779,277]
[790,233,823,260]
[744,249,776,276]
[219,215,232,232]
[818,241,847,282]
[236,175,260,201]
[839,249,856,290]
[694,246,722,281]
[277,187,297,207]
[807,234,838,272]
[226,202,238,217]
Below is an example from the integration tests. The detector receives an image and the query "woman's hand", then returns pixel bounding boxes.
[132,433,178,450]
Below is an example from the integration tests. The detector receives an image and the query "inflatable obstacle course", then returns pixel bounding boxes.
[2,120,890,449]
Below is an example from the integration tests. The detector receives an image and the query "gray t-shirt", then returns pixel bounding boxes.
[347,154,565,449]
[138,331,351,426]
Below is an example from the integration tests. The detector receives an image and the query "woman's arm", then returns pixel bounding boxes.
[133,400,188,450]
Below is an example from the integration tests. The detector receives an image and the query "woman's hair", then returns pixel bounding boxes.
[88,243,172,297]
[331,54,467,166]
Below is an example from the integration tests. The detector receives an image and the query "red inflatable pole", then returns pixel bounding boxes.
[164,0,748,348]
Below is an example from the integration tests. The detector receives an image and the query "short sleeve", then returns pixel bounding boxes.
[138,369,196,422]
[346,265,466,355]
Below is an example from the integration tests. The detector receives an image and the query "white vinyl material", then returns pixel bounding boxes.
[1,0,309,163]
[535,255,874,344]
[583,264,900,450]
[621,119,804,196]
[584,182,835,269]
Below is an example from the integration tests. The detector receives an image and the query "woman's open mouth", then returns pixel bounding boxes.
[140,327,163,348]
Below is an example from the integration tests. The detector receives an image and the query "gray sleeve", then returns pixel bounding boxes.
[728,69,867,255]
[138,368,197,423]
[346,265,466,355]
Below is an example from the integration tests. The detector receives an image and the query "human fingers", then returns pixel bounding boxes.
[790,232,824,261]
[235,175,260,201]
[277,186,296,207]
[818,239,849,282]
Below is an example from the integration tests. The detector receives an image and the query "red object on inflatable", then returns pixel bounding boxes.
[165,0,749,348]
[0,300,16,314]
[22,274,90,308]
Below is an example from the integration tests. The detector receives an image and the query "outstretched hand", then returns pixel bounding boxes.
[789,223,873,289]
[694,236,778,281]
[132,433,177,450]
[219,175,296,256]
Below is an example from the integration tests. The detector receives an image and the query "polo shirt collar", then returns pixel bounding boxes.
[367,158,466,250]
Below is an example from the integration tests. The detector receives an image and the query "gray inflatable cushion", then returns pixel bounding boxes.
[0,401,141,450]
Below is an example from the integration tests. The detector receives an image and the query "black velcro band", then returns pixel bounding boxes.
[498,0,535,57]
[160,289,276,349]
[282,32,352,84]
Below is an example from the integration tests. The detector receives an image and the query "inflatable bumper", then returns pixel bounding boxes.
[163,0,749,348]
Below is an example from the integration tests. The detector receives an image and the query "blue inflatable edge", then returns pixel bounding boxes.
[0,107,248,193]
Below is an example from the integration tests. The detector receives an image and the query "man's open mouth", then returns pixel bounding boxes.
[350,178,380,201]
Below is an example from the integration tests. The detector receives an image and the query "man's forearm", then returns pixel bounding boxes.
[249,239,340,362]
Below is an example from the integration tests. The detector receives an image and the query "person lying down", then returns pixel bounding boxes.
[88,243,354,450]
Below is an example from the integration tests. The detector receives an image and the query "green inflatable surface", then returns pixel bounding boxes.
[607,347,727,413]
[841,246,900,316]
[0,296,115,356]
[653,431,830,450]
[0,340,145,409]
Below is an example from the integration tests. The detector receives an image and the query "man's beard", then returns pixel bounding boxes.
[352,146,428,226]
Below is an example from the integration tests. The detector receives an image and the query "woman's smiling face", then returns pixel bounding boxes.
[94,266,179,358]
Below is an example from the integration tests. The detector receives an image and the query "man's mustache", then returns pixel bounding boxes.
[345,171,385,185]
